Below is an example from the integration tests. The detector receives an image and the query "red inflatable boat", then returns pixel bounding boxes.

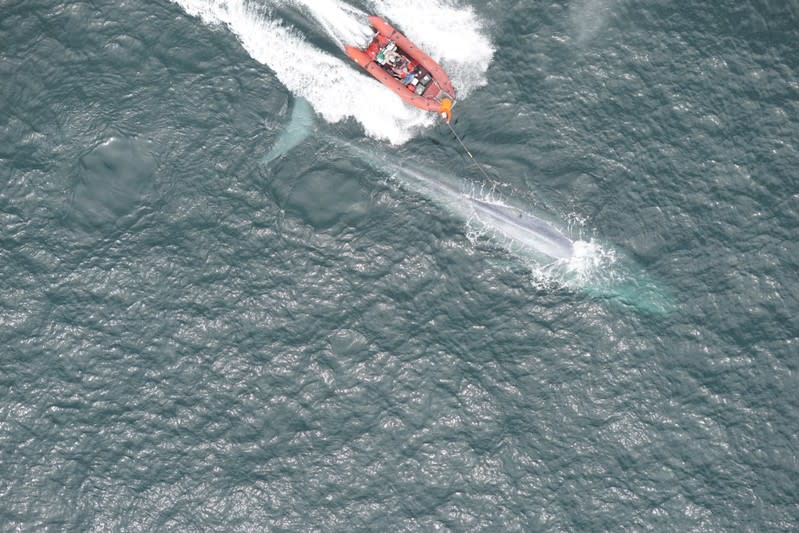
[345,16,456,122]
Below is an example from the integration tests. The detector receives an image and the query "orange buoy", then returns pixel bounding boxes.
[439,98,454,123]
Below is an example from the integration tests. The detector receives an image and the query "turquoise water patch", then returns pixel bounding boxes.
[270,162,372,231]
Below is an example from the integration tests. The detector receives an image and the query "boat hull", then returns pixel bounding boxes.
[345,16,455,118]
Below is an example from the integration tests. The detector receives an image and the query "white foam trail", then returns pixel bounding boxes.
[284,0,374,49]
[369,0,495,96]
[171,0,433,143]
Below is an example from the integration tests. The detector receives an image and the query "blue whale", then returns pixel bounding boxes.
[262,98,574,262]
[261,98,674,314]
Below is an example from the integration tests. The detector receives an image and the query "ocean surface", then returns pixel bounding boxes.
[2,0,798,530]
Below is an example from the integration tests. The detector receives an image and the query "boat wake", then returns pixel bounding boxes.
[279,0,374,49]
[169,0,494,143]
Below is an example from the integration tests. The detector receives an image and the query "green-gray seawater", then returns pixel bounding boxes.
[2,0,798,530]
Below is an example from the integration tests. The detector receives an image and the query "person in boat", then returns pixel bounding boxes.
[387,53,407,74]
[386,52,417,85]
[376,44,417,85]
[385,49,402,66]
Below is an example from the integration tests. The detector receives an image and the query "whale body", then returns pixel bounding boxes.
[262,98,573,262]
[261,98,673,314]
[468,198,573,260]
